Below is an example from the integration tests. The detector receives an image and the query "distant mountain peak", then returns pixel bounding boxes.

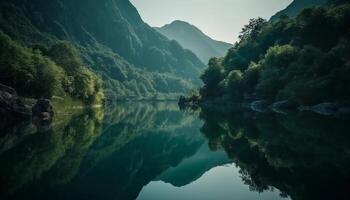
[160,20,203,35]
[170,20,191,25]
[156,20,232,64]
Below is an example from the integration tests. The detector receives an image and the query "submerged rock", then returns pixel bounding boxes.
[299,103,340,115]
[250,100,270,113]
[270,100,298,114]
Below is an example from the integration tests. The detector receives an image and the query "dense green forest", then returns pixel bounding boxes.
[0,32,104,104]
[191,1,350,106]
[0,0,205,101]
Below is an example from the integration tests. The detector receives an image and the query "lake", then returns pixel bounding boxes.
[0,102,349,200]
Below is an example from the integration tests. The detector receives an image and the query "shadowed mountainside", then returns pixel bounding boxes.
[0,0,205,99]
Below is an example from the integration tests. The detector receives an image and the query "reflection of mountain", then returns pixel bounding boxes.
[156,143,230,187]
[199,108,350,200]
[82,102,202,172]
[4,102,349,200]
[65,128,204,200]
[0,102,211,200]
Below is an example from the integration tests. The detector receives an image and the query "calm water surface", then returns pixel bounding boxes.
[0,102,349,200]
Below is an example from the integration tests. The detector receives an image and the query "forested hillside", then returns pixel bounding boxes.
[0,31,104,104]
[270,0,328,21]
[0,0,205,100]
[192,1,350,106]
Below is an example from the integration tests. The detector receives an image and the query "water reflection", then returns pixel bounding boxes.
[198,107,350,200]
[0,102,206,200]
[138,164,286,200]
[0,102,349,200]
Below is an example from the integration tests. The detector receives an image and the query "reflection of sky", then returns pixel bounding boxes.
[130,0,292,43]
[155,143,231,187]
[137,164,288,200]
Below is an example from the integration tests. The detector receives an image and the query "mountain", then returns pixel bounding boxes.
[155,20,232,64]
[270,0,328,21]
[0,0,205,99]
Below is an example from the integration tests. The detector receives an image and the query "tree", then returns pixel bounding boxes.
[200,58,225,98]
[239,18,268,42]
[226,70,244,100]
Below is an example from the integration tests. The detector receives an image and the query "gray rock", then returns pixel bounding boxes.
[0,84,31,129]
[32,98,54,123]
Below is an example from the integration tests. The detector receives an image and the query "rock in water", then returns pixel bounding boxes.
[0,84,31,129]
[32,99,54,123]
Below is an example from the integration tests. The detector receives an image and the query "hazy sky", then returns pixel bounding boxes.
[130,0,293,43]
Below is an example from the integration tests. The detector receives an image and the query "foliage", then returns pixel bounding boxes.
[47,42,104,104]
[0,0,205,99]
[0,31,104,104]
[0,31,62,98]
[198,2,350,105]
[225,70,244,100]
[200,58,225,98]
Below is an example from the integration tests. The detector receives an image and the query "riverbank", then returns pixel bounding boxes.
[0,83,94,130]
[179,96,350,116]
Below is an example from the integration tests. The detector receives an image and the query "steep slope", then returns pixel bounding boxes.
[155,20,232,64]
[270,0,328,21]
[0,0,205,99]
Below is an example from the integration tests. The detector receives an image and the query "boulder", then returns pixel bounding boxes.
[0,84,31,129]
[32,98,54,123]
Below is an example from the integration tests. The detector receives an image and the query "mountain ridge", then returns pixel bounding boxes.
[0,0,205,99]
[270,0,329,21]
[155,20,232,64]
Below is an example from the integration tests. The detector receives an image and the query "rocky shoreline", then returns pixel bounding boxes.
[179,97,350,116]
[0,84,54,130]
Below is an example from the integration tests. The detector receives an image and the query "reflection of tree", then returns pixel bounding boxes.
[199,108,350,200]
[0,108,103,198]
[0,102,204,200]
[81,102,200,173]
[64,102,204,200]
